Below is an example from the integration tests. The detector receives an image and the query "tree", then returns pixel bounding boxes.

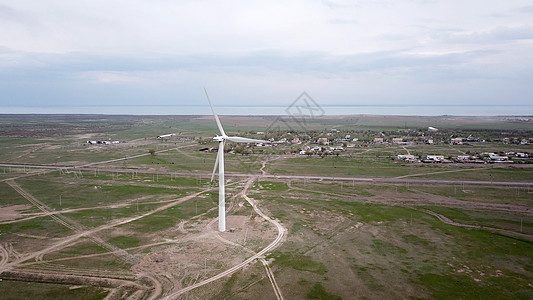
[148,149,156,156]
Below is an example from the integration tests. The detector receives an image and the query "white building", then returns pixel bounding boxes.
[157,133,176,139]
[456,155,471,161]
[488,153,508,161]
[392,138,403,144]
[516,152,529,158]
[426,155,445,162]
[397,154,416,161]
[450,137,463,145]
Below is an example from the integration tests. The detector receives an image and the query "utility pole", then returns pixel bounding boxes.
[60,195,62,207]
[520,218,523,233]
[244,227,249,244]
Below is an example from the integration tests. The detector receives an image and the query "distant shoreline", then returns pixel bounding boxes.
[0,113,532,119]
[1,105,533,116]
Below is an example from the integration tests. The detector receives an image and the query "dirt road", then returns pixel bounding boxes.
[163,177,287,299]
[0,187,212,276]
[424,209,533,242]
[3,163,531,188]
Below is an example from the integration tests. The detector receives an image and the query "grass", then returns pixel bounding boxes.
[0,181,37,206]
[212,272,239,299]
[332,201,422,223]
[291,181,375,197]
[0,216,72,238]
[268,155,533,182]
[108,235,140,249]
[14,174,199,211]
[269,156,413,178]
[125,146,265,174]
[268,252,328,275]
[254,181,288,191]
[307,282,342,300]
[0,281,108,300]
[421,205,533,234]
[371,239,408,256]
[67,204,160,227]
[417,273,531,300]
[418,184,533,206]
[418,166,533,182]
[125,193,217,232]
[59,240,108,256]
[257,185,533,299]
[1,115,532,299]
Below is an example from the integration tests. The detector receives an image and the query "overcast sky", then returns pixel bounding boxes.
[1,0,532,110]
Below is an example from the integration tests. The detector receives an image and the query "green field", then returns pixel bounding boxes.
[0,114,531,299]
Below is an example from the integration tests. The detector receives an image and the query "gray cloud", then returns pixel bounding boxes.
[0,1,532,109]
[328,19,359,25]
[0,47,498,77]
[517,5,533,13]
[436,26,533,44]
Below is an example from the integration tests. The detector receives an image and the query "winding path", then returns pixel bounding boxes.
[424,209,533,242]
[163,177,286,299]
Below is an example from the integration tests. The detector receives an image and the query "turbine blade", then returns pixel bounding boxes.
[211,147,220,182]
[226,136,269,144]
[204,88,226,136]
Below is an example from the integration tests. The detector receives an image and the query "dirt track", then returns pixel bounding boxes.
[1,269,150,290]
[287,181,533,216]
[1,146,531,298]
[1,179,214,299]
[163,177,287,299]
[425,209,533,242]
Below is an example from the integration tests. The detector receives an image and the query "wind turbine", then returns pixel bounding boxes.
[205,89,269,232]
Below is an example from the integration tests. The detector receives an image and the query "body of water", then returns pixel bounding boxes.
[1,105,533,116]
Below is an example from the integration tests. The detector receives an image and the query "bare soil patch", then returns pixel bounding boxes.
[0,204,32,221]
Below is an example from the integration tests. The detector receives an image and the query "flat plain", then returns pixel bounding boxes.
[0,114,532,299]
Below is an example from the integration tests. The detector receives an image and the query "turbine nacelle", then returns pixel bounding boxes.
[213,135,225,142]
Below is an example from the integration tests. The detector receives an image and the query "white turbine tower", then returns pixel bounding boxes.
[205,89,268,232]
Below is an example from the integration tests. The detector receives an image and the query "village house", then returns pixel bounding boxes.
[450,137,463,145]
[317,137,329,145]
